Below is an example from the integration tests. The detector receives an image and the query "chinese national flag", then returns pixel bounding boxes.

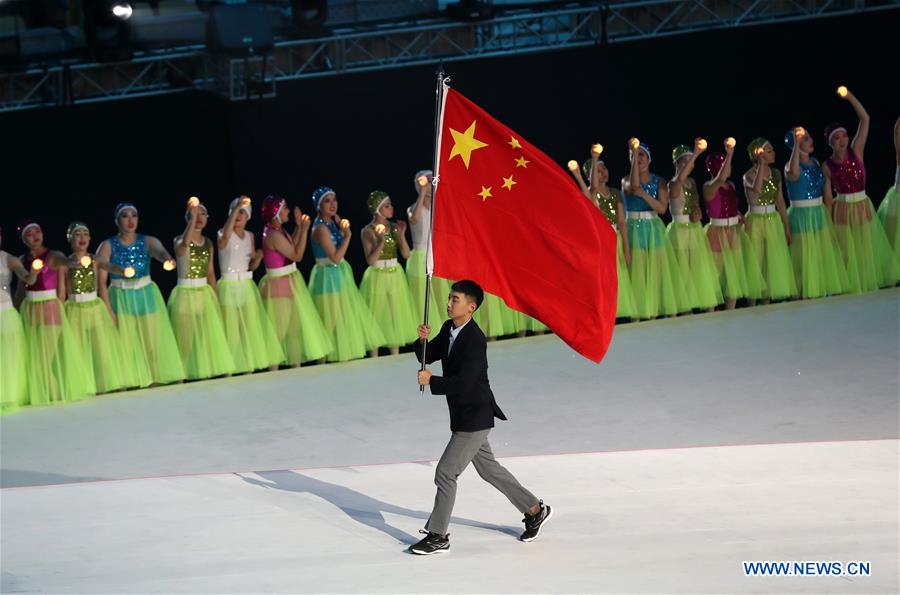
[430,86,618,363]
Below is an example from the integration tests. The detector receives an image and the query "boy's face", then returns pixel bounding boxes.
[447,290,476,320]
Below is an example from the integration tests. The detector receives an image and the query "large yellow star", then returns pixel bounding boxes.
[501,175,517,190]
[507,137,522,149]
[478,186,493,201]
[448,121,488,169]
[515,156,530,168]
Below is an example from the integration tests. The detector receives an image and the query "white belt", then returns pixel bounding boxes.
[835,191,867,203]
[177,277,207,287]
[750,205,776,214]
[627,211,656,220]
[374,258,399,269]
[672,214,691,223]
[266,263,297,277]
[315,258,340,267]
[791,196,823,208]
[710,216,740,227]
[610,223,617,231]
[70,291,98,303]
[26,289,57,300]
[111,276,152,290]
[221,271,254,281]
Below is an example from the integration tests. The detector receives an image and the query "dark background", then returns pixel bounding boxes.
[2,11,896,297]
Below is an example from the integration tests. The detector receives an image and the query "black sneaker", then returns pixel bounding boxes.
[409,530,450,555]
[519,501,553,542]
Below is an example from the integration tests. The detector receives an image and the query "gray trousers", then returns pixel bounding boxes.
[425,429,539,536]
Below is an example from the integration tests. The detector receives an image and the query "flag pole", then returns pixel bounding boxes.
[420,64,446,393]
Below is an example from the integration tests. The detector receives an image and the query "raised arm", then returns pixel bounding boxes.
[312,220,351,265]
[786,128,804,182]
[842,89,870,161]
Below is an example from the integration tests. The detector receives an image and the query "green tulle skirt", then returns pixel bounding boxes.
[877,186,900,267]
[666,220,723,310]
[627,216,691,318]
[832,195,900,293]
[706,222,767,300]
[168,283,235,380]
[20,294,95,406]
[1,304,28,414]
[787,204,849,299]
[405,249,444,339]
[218,278,285,372]
[259,268,333,365]
[66,296,138,393]
[473,291,516,337]
[613,231,638,319]
[431,275,455,312]
[360,263,418,348]
[744,212,798,301]
[309,260,385,362]
[109,282,186,386]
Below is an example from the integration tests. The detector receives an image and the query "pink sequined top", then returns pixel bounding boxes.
[21,249,57,291]
[825,148,867,194]
[707,182,740,219]
[262,225,291,268]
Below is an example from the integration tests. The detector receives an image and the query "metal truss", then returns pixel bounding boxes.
[2,1,897,112]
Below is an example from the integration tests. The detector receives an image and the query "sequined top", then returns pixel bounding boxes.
[109,234,150,279]
[262,225,292,268]
[176,237,211,280]
[311,218,344,261]
[785,158,825,201]
[744,170,778,207]
[0,250,12,306]
[407,204,430,251]
[367,222,398,260]
[825,148,867,194]
[68,261,96,294]
[593,189,621,226]
[21,248,57,291]
[623,174,660,212]
[669,180,700,216]
[218,229,253,274]
[707,182,740,219]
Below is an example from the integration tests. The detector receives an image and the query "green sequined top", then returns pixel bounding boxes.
[754,175,778,206]
[368,222,398,260]
[682,182,700,214]
[593,190,621,227]
[68,262,96,294]
[178,238,211,279]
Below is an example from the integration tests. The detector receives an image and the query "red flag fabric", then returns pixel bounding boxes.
[431,86,618,363]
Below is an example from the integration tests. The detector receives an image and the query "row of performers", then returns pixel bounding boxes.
[0,179,544,413]
[568,109,900,316]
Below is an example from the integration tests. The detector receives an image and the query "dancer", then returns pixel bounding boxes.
[217,196,285,373]
[360,190,418,355]
[876,116,900,267]
[621,139,689,318]
[412,280,552,555]
[64,222,138,393]
[567,144,637,320]
[702,141,766,309]
[168,198,235,380]
[1,230,38,413]
[783,127,848,298]
[743,138,798,303]
[96,203,185,386]
[258,194,332,367]
[308,186,385,362]
[667,140,723,312]
[823,88,899,292]
[17,221,95,405]
[407,171,446,339]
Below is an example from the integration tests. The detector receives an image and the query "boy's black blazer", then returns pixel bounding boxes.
[416,318,508,432]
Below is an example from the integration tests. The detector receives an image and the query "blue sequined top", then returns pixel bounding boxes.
[109,234,150,279]
[785,158,825,201]
[623,174,660,212]
[311,218,344,260]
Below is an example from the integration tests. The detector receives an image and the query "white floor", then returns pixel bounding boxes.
[2,289,899,593]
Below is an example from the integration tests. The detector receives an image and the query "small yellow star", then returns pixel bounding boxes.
[507,137,522,149]
[478,186,493,201]
[501,175,517,190]
[514,156,530,168]
[448,121,488,169]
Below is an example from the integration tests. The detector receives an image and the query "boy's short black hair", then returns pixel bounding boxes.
[450,280,484,309]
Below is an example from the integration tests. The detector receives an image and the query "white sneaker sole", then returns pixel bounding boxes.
[520,505,553,542]
[409,546,450,555]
